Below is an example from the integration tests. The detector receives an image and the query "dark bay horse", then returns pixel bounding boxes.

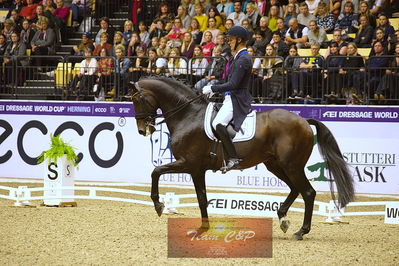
[129,77,354,240]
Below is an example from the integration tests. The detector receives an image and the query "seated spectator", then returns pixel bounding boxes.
[156,37,171,57]
[227,1,247,26]
[113,44,130,97]
[113,31,126,54]
[216,0,233,18]
[283,0,299,15]
[241,19,254,44]
[166,17,187,48]
[334,2,358,35]
[366,41,390,99]
[123,20,133,44]
[149,19,168,40]
[253,30,267,56]
[306,19,328,48]
[201,17,220,44]
[2,19,16,41]
[283,3,297,27]
[266,0,283,17]
[166,48,188,78]
[354,15,373,48]
[285,18,309,48]
[330,29,348,55]
[95,17,115,45]
[193,3,208,32]
[276,17,288,40]
[71,0,91,28]
[143,47,165,75]
[7,0,25,19]
[180,32,195,59]
[138,21,150,47]
[356,1,376,30]
[3,32,27,86]
[290,43,323,98]
[68,48,97,99]
[255,0,267,16]
[20,19,35,49]
[127,32,146,57]
[316,2,335,34]
[285,45,303,97]
[339,42,365,104]
[305,0,321,15]
[153,2,174,23]
[268,5,280,32]
[371,27,389,55]
[149,36,159,49]
[340,0,359,15]
[19,0,38,22]
[176,5,191,30]
[216,33,231,59]
[375,43,399,99]
[53,0,69,26]
[198,0,212,14]
[377,14,395,40]
[387,30,399,54]
[71,32,94,56]
[297,2,316,27]
[189,45,208,84]
[272,31,289,57]
[30,17,56,69]
[260,44,284,102]
[44,0,55,13]
[201,31,215,59]
[208,6,226,33]
[0,34,7,86]
[31,4,56,31]
[257,16,273,44]
[9,9,23,32]
[324,41,344,98]
[93,32,113,56]
[194,45,224,90]
[188,18,203,45]
[245,3,260,31]
[224,18,234,32]
[128,46,147,82]
[95,47,114,100]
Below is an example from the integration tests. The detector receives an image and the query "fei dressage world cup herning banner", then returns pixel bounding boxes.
[0,100,398,195]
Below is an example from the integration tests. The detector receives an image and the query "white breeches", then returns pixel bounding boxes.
[212,94,233,130]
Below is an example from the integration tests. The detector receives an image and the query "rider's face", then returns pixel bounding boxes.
[228,36,238,51]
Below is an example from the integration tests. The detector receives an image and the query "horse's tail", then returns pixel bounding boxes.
[307,119,354,208]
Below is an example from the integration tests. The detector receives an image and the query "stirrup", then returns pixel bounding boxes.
[220,158,241,174]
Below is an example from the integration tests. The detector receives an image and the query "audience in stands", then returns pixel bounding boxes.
[71,32,94,56]
[30,17,55,69]
[93,32,112,56]
[95,17,114,45]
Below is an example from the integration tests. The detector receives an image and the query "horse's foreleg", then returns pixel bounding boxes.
[191,171,209,232]
[150,160,188,216]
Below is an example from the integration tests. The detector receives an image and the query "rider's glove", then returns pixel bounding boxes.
[202,85,214,97]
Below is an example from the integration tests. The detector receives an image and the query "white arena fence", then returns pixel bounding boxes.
[0,185,398,224]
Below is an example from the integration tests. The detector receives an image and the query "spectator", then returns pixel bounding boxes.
[201,17,221,44]
[144,47,165,75]
[252,30,267,56]
[2,19,15,41]
[255,0,267,16]
[189,45,208,84]
[166,17,186,48]
[149,36,159,49]
[166,48,187,78]
[156,37,171,57]
[30,17,56,70]
[154,2,174,23]
[128,46,147,82]
[366,41,390,99]
[331,29,348,55]
[297,2,316,27]
[20,19,35,49]
[7,0,25,19]
[285,17,309,48]
[216,33,231,59]
[127,32,147,56]
[93,32,113,56]
[248,45,261,99]
[71,0,91,28]
[95,17,115,45]
[225,18,234,32]
[44,0,55,13]
[53,0,69,25]
[180,32,195,59]
[193,4,208,32]
[371,27,389,54]
[276,17,288,40]
[113,31,126,54]
[19,0,38,22]
[113,44,130,97]
[357,1,376,30]
[283,0,299,15]
[272,31,289,57]
[0,34,7,84]
[306,19,328,48]
[227,1,247,26]
[208,6,226,33]
[324,41,344,98]
[198,0,212,14]
[95,47,114,101]
[194,45,225,90]
[285,45,303,98]
[176,5,191,30]
[330,0,342,18]
[188,18,203,45]
[201,30,215,58]
[138,21,150,47]
[123,20,133,44]
[71,32,94,56]
[9,9,23,31]
[354,15,373,48]
[241,19,254,43]
[68,48,97,100]
[340,0,359,15]
[31,4,55,31]
[375,43,399,100]
[258,16,273,44]
[339,42,365,104]
[217,0,233,18]
[377,14,395,41]
[335,2,358,34]
[182,0,196,18]
[246,2,260,30]
[283,3,297,27]
[260,44,284,102]
[3,32,27,86]
[305,0,321,15]
[369,0,383,15]
[149,19,168,40]
[316,2,336,34]
[268,5,280,32]
[266,0,283,17]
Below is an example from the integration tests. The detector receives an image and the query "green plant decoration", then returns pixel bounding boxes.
[37,134,79,166]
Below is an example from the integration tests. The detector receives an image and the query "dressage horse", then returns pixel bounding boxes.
[129,77,354,240]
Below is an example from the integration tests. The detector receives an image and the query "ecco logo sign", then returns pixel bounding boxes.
[0,120,123,168]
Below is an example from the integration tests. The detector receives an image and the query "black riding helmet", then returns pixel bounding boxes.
[226,25,250,41]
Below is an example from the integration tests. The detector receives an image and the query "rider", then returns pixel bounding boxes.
[202,26,253,172]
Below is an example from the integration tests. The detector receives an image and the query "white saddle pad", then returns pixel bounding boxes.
[204,102,257,142]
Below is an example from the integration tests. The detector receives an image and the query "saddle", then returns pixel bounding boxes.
[204,102,257,142]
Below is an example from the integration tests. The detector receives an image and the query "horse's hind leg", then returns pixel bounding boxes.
[265,162,299,233]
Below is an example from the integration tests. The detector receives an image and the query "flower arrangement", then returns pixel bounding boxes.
[37,134,79,166]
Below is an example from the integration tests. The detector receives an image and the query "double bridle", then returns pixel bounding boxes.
[132,82,204,126]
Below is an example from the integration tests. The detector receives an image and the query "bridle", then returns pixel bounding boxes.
[131,82,204,127]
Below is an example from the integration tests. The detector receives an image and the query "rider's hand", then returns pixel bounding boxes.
[202,85,214,97]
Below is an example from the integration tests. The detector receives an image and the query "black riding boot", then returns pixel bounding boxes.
[215,124,240,173]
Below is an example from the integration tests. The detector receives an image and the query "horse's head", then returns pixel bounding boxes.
[129,81,158,136]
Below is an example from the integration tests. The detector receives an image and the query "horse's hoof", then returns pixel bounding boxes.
[292,232,303,241]
[280,219,290,233]
[155,203,165,217]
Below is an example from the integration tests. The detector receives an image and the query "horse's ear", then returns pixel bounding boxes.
[128,82,137,94]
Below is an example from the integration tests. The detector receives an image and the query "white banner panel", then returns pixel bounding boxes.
[1,101,398,195]
[385,202,399,224]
